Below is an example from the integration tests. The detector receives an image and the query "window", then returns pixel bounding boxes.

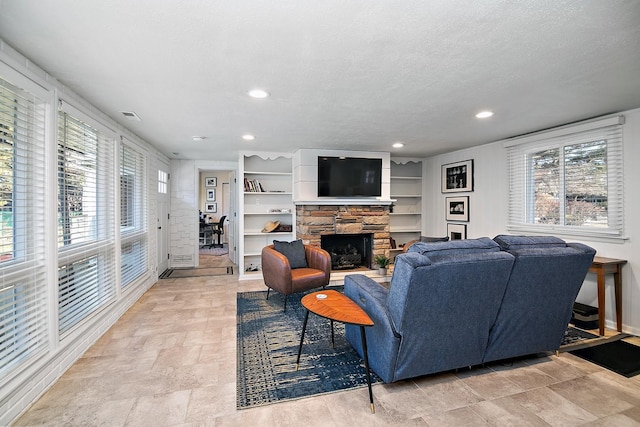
[0,76,48,377]
[506,116,624,239]
[158,169,168,194]
[120,141,147,288]
[57,109,115,335]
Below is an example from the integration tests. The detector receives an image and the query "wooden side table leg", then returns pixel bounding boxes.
[614,270,623,332]
[597,270,606,336]
[360,326,374,414]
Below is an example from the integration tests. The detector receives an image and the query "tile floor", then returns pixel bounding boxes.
[15,255,640,426]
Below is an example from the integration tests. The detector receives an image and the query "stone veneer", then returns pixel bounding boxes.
[296,204,391,259]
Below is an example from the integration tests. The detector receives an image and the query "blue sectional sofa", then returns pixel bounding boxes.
[344,236,595,383]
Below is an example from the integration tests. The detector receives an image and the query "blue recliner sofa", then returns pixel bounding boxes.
[344,236,595,383]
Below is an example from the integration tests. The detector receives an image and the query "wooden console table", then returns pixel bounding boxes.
[589,256,627,336]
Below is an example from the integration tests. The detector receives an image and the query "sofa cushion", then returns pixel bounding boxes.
[407,237,500,257]
[493,235,566,250]
[273,239,307,269]
[420,235,449,243]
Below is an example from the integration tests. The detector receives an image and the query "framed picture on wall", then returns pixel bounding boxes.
[447,223,467,240]
[206,189,216,201]
[445,196,469,222]
[205,177,217,187]
[441,159,473,193]
[205,203,217,213]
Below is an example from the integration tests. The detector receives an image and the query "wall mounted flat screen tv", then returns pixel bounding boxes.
[317,156,382,197]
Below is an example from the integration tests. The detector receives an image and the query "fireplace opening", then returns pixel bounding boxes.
[320,233,373,270]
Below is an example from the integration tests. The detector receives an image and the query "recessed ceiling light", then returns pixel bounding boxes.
[392,142,405,148]
[242,134,255,141]
[248,89,269,99]
[476,111,494,119]
[192,136,206,141]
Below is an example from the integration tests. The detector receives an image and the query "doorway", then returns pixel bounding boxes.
[198,169,236,269]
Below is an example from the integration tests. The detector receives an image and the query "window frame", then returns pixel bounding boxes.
[0,72,49,380]
[505,115,625,241]
[119,138,148,289]
[56,103,116,337]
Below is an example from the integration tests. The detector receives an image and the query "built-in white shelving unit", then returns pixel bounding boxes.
[239,152,295,280]
[390,159,423,252]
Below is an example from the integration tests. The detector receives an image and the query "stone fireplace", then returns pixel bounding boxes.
[296,204,391,270]
[321,233,373,269]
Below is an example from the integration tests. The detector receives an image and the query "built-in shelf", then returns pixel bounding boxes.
[239,152,295,279]
[390,159,423,251]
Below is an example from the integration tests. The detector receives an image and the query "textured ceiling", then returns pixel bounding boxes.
[1,0,639,161]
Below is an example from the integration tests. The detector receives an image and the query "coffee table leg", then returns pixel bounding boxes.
[330,319,335,348]
[296,310,310,370]
[360,325,374,413]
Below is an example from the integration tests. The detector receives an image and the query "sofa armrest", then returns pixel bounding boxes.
[344,274,402,383]
[261,245,293,291]
[344,274,397,337]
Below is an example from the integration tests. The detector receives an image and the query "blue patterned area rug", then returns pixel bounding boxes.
[236,287,381,409]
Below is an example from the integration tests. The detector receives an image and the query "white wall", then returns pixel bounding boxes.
[423,109,640,335]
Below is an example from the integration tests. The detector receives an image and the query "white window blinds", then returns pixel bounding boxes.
[120,141,147,288]
[0,77,48,377]
[506,116,624,239]
[57,110,116,335]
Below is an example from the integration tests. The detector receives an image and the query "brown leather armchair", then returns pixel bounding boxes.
[261,244,331,310]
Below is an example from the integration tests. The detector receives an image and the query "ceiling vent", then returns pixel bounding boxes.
[121,111,141,121]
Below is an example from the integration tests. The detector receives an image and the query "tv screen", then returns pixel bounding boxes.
[317,156,382,197]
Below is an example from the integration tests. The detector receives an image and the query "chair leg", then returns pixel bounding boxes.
[266,288,270,300]
[283,295,288,311]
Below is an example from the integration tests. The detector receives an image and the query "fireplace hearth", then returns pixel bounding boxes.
[321,233,373,270]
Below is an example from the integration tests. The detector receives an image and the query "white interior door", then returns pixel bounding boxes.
[157,168,169,274]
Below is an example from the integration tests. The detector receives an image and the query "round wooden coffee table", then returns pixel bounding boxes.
[296,289,375,413]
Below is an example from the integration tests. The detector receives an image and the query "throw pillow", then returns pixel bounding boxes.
[273,239,308,269]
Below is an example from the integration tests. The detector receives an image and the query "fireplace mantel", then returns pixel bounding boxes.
[294,199,394,206]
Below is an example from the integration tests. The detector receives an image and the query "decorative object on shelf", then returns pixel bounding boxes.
[207,188,216,201]
[447,223,467,240]
[445,196,469,222]
[441,159,474,193]
[261,220,280,233]
[205,177,217,187]
[205,203,217,213]
[374,254,390,276]
[274,223,292,232]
